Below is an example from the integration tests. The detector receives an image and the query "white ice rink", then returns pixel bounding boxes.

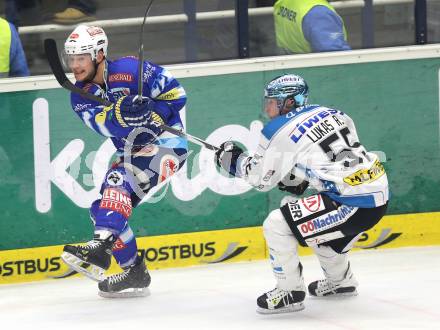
[1,246,439,330]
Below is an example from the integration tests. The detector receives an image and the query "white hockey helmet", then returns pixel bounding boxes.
[64,25,108,61]
[264,74,309,112]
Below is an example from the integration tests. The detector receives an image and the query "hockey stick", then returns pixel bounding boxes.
[43,38,219,151]
[137,0,155,100]
[44,38,112,107]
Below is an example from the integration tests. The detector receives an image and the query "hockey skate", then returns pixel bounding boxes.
[308,268,359,297]
[256,288,306,314]
[98,257,151,298]
[61,231,115,282]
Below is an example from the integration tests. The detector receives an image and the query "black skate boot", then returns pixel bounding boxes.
[98,257,151,298]
[61,230,115,282]
[257,288,306,314]
[308,264,358,297]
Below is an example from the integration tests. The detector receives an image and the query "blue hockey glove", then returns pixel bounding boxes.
[111,95,165,144]
[215,141,244,176]
[113,95,164,128]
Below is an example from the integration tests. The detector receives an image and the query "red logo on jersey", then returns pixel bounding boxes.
[301,195,322,212]
[109,73,134,83]
[112,238,127,251]
[99,188,132,218]
[69,33,79,39]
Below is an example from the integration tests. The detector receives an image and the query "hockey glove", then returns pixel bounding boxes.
[113,95,165,128]
[278,174,309,196]
[215,141,244,176]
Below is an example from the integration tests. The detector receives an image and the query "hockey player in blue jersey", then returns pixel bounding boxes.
[60,25,188,298]
[215,74,389,314]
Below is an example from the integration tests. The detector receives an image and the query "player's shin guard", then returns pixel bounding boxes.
[309,245,358,297]
[111,225,138,267]
[61,230,116,281]
[98,256,151,298]
[257,209,306,314]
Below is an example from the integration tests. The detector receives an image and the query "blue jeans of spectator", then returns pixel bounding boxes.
[69,0,96,15]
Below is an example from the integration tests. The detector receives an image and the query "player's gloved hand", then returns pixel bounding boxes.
[111,95,165,144]
[113,95,164,128]
[278,175,309,196]
[215,141,244,176]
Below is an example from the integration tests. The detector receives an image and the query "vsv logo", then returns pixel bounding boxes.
[33,98,264,212]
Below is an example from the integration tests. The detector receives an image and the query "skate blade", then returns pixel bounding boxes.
[256,302,305,315]
[61,252,105,282]
[311,290,358,298]
[98,287,151,299]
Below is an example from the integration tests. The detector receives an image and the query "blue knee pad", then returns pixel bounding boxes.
[90,199,128,235]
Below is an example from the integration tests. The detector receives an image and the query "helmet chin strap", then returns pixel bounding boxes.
[91,59,100,81]
[89,57,107,88]
[278,97,296,115]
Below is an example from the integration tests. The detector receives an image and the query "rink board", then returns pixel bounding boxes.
[1,46,440,252]
[0,211,439,284]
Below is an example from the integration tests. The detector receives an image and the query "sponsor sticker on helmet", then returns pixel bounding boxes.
[87,27,104,36]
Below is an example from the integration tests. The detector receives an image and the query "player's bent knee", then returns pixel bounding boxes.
[312,245,347,265]
[263,209,291,237]
[89,187,133,233]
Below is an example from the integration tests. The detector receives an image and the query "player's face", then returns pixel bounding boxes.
[67,54,95,82]
[264,98,280,119]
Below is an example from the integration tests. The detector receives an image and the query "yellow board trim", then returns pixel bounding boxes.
[1,212,439,284]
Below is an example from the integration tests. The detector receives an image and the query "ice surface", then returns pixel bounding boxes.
[1,246,439,330]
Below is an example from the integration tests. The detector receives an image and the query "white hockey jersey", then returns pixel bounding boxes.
[238,105,389,208]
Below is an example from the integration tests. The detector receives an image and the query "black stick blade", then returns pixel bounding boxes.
[44,38,69,86]
[44,38,111,106]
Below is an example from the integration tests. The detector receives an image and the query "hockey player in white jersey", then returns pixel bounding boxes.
[215,74,389,314]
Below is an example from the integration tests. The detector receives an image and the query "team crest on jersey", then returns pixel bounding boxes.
[109,87,130,100]
[106,171,124,186]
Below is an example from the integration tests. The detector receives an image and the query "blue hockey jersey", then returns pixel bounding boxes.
[70,57,187,153]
